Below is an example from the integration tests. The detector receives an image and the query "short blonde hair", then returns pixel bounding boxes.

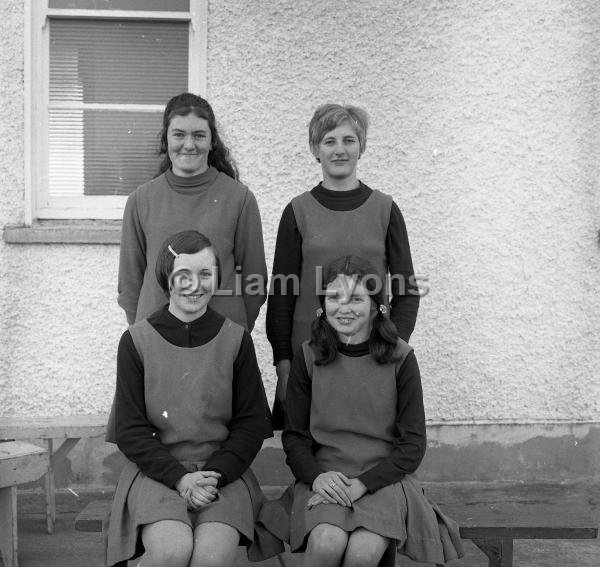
[308,103,369,156]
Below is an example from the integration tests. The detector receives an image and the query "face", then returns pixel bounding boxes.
[167,113,212,177]
[314,121,361,183]
[168,248,217,322]
[324,275,375,344]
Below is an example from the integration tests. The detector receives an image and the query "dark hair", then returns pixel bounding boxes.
[310,255,400,365]
[155,230,221,296]
[156,92,238,180]
[308,103,369,156]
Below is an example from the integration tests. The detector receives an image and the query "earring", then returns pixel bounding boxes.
[378,304,387,315]
[316,307,323,318]
[315,157,321,163]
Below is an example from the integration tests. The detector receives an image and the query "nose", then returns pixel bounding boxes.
[183,135,195,149]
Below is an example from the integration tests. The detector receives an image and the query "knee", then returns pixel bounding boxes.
[144,539,193,567]
[191,546,237,567]
[306,523,348,561]
[344,533,388,567]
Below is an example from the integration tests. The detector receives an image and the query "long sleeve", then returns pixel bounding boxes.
[387,203,420,342]
[234,189,268,332]
[281,348,323,485]
[117,191,147,325]
[266,203,302,364]
[357,351,426,493]
[203,331,273,487]
[114,330,189,489]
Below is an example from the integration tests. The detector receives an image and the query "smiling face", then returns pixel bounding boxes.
[314,121,361,187]
[167,113,212,177]
[168,248,218,322]
[324,275,375,344]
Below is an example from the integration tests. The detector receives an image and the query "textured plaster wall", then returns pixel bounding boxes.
[1,0,599,428]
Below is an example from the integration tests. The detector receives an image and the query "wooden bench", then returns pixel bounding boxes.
[0,415,107,535]
[75,493,598,567]
[0,441,48,567]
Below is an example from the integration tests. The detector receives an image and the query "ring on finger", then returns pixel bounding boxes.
[329,481,336,487]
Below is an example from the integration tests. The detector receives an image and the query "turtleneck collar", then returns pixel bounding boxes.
[164,166,219,194]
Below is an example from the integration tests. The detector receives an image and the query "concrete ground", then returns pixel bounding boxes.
[13,481,600,567]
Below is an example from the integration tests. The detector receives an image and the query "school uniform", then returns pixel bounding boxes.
[106,307,274,566]
[282,340,463,565]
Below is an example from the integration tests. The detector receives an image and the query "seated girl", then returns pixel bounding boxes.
[106,229,272,567]
[282,255,463,567]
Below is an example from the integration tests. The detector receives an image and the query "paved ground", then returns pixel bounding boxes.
[13,481,600,567]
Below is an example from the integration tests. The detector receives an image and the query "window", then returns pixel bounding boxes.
[26,0,206,220]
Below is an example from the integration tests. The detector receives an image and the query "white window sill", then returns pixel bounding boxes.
[3,221,121,244]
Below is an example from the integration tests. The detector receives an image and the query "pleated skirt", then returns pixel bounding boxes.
[106,461,254,566]
[289,480,408,552]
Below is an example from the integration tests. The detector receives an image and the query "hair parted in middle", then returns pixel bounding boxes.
[155,229,221,297]
[309,254,401,366]
[156,92,238,180]
[308,103,369,157]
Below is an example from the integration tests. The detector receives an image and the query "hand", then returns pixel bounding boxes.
[186,484,218,511]
[312,471,352,507]
[347,478,368,503]
[275,359,291,404]
[176,471,221,501]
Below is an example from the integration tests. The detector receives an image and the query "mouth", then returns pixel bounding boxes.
[336,317,355,325]
[185,294,204,302]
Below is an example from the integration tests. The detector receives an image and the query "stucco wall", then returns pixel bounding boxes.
[1,0,599,429]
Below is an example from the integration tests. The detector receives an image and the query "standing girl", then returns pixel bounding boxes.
[267,104,419,425]
[118,92,267,330]
[282,255,462,567]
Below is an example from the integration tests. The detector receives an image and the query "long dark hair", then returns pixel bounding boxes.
[310,255,401,365]
[156,92,238,179]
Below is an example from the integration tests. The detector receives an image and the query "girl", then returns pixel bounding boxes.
[107,230,272,567]
[118,92,267,331]
[267,103,419,427]
[282,255,462,567]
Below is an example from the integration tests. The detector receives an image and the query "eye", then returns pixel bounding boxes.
[194,133,206,140]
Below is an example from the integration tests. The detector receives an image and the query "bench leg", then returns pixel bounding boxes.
[472,537,513,567]
[0,486,18,567]
[44,437,80,534]
[45,439,55,534]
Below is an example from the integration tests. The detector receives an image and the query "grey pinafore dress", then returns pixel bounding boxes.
[289,342,463,565]
[290,190,392,354]
[106,318,256,567]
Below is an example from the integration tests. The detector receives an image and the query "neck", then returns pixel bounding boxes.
[321,174,359,191]
[337,328,371,345]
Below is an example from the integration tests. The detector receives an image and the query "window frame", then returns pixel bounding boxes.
[25,0,207,222]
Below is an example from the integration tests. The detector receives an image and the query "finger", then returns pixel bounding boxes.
[191,493,211,506]
[323,485,346,506]
[334,472,352,486]
[200,471,221,478]
[196,487,217,500]
[194,477,218,487]
[330,483,352,507]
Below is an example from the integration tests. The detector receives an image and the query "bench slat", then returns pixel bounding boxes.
[0,441,47,488]
[75,500,112,532]
[76,497,598,543]
[440,500,598,540]
[0,415,107,440]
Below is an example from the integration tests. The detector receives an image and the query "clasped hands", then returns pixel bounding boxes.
[308,471,367,509]
[176,470,221,511]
